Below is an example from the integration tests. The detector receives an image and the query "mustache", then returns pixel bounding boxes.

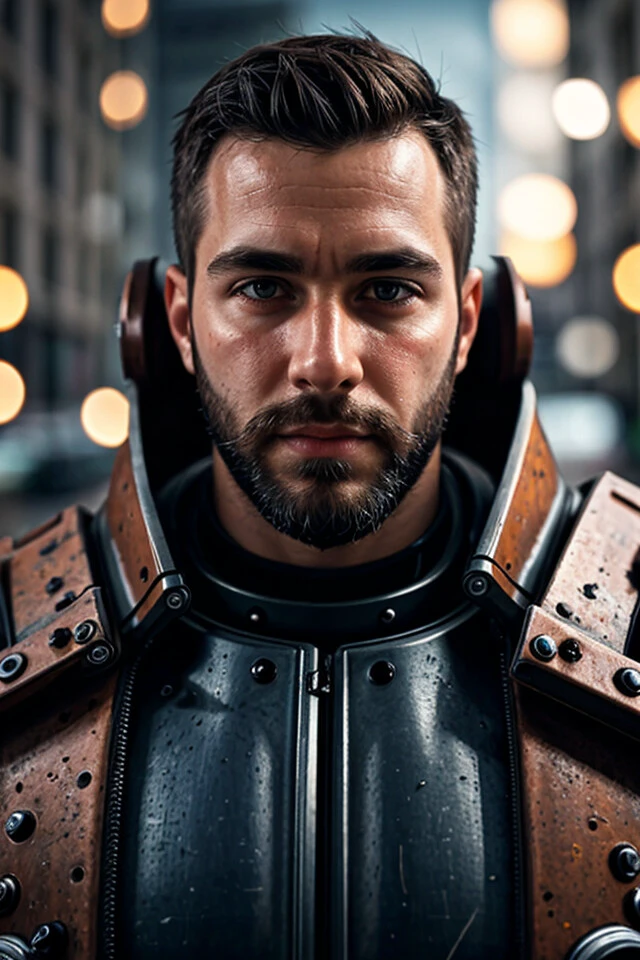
[212,393,421,452]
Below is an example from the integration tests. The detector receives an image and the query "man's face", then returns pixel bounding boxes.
[169,131,480,551]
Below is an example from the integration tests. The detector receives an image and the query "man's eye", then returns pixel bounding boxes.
[236,279,284,300]
[362,281,416,303]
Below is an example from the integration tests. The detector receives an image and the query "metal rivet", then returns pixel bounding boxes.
[559,638,582,663]
[45,576,63,595]
[30,921,68,953]
[530,634,557,662]
[84,643,112,667]
[0,875,20,917]
[73,620,97,645]
[368,660,396,685]
[160,684,174,698]
[0,653,27,683]
[380,608,396,624]
[625,887,640,929]
[5,810,36,843]
[466,575,488,597]
[610,843,640,882]
[248,607,264,624]
[166,589,188,611]
[76,771,92,790]
[250,658,277,684]
[615,668,640,698]
[48,627,72,650]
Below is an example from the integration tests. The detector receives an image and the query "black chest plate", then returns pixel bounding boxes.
[114,608,517,959]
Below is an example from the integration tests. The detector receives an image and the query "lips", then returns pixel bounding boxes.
[278,424,369,439]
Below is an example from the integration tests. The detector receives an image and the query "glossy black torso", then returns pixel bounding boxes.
[105,453,521,959]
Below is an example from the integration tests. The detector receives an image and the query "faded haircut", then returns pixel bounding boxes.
[171,31,478,287]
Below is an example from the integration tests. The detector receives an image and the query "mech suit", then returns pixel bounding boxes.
[1,256,640,960]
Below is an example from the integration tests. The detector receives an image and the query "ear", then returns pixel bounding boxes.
[455,267,483,375]
[165,264,194,375]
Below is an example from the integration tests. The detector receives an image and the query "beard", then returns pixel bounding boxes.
[192,334,458,551]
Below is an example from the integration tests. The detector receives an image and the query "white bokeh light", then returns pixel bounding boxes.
[491,0,569,68]
[552,79,610,140]
[556,316,619,379]
[499,174,577,241]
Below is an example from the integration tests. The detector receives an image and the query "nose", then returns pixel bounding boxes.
[287,298,365,394]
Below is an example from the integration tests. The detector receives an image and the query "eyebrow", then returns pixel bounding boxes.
[205,245,444,280]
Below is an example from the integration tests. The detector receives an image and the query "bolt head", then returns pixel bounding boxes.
[0,652,27,683]
[467,576,488,597]
[615,668,640,697]
[0,875,20,917]
[48,627,72,650]
[250,658,277,684]
[368,660,396,686]
[625,887,640,929]
[5,809,36,843]
[73,620,97,645]
[166,591,184,611]
[530,634,557,662]
[380,608,396,624]
[610,843,640,882]
[559,638,582,663]
[85,643,112,667]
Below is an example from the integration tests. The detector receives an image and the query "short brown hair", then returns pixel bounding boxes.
[171,31,478,285]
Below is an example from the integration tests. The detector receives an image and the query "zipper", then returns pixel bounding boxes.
[500,646,527,960]
[100,637,154,960]
[313,652,334,960]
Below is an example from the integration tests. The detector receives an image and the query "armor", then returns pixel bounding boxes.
[2,256,640,960]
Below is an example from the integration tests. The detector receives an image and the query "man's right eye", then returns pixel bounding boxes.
[235,279,284,300]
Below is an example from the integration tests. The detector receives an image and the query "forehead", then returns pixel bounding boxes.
[198,131,452,271]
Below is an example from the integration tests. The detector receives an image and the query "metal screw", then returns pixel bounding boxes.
[466,575,488,597]
[615,668,640,698]
[166,589,188,611]
[48,628,72,650]
[5,810,36,843]
[84,643,112,667]
[380,608,396,624]
[45,576,63,595]
[0,875,20,917]
[73,620,97,645]
[30,920,68,955]
[610,843,640,882]
[559,638,582,663]
[625,888,640,929]
[0,653,27,684]
[250,658,277,684]
[530,634,557,662]
[368,660,396,686]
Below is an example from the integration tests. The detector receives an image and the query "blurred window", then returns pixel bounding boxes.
[42,227,58,288]
[77,46,91,114]
[0,205,19,270]
[40,119,58,190]
[0,78,18,160]
[78,242,91,297]
[41,0,58,79]
[0,0,18,37]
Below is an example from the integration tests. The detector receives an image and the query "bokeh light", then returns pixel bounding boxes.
[491,0,569,68]
[99,71,148,131]
[0,266,29,332]
[613,245,640,312]
[0,361,26,424]
[552,79,610,140]
[617,77,640,148]
[500,231,577,287]
[81,388,130,448]
[556,316,619,378]
[498,174,577,241]
[498,73,559,153]
[101,0,149,36]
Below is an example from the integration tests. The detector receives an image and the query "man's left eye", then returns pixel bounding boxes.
[237,279,284,300]
[362,281,416,303]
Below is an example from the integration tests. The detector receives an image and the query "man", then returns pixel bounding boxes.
[2,31,640,960]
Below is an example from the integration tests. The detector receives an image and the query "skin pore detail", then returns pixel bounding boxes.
[165,130,483,568]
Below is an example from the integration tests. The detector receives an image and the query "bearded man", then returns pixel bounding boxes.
[2,31,640,960]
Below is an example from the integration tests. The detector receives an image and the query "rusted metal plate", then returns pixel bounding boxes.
[513,606,640,739]
[8,508,92,643]
[0,589,112,712]
[0,673,117,959]
[542,472,640,654]
[516,685,640,960]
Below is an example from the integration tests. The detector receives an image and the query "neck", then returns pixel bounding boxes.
[211,445,442,568]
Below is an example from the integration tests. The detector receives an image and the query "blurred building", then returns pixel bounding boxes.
[0,0,122,410]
